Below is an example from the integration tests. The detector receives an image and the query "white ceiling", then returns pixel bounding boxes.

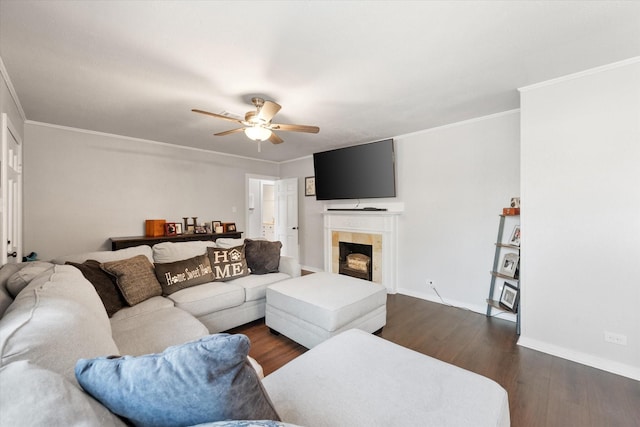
[1,1,639,162]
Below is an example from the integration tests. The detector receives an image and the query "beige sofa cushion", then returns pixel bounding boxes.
[110,297,209,357]
[152,241,217,263]
[0,361,126,427]
[111,303,209,356]
[231,272,292,302]
[167,282,245,317]
[51,244,153,265]
[109,295,174,321]
[214,238,244,249]
[0,265,119,383]
[6,261,54,297]
[0,264,25,317]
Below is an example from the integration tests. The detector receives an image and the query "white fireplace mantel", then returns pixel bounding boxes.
[323,209,401,293]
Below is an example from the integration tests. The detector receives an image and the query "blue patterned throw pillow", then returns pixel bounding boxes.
[75,334,280,427]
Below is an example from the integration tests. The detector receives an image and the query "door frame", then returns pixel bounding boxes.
[1,113,23,265]
[245,173,278,239]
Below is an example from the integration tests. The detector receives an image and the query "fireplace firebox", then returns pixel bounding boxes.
[339,241,373,281]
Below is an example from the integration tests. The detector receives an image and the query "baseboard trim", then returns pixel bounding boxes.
[396,287,517,323]
[517,336,640,381]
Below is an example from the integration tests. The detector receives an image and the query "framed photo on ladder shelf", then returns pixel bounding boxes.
[499,253,519,278]
[509,225,521,247]
[499,282,519,312]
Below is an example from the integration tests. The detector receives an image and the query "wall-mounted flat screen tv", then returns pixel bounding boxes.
[313,139,396,200]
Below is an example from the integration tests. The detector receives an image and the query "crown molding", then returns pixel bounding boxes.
[519,56,640,92]
[24,120,280,164]
[0,55,27,122]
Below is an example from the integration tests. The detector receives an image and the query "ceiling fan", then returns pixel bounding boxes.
[192,97,320,146]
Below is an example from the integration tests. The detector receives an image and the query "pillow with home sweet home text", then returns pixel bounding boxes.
[154,253,215,295]
[207,245,250,282]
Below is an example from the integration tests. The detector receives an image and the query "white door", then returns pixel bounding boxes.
[1,114,23,265]
[275,177,299,259]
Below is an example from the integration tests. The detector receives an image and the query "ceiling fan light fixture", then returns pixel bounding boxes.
[244,126,272,141]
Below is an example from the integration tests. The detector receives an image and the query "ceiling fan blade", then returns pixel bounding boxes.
[192,109,243,124]
[271,123,320,133]
[214,128,244,136]
[257,101,281,122]
[269,132,284,144]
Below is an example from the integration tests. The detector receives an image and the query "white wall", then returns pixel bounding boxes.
[279,157,325,271]
[281,111,521,313]
[23,123,279,260]
[519,58,640,380]
[395,111,520,311]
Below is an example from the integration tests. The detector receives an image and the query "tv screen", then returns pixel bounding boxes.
[313,139,396,200]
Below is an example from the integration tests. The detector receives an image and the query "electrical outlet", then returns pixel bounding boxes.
[604,331,627,346]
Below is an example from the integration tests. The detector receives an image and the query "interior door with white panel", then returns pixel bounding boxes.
[1,114,23,265]
[275,177,299,259]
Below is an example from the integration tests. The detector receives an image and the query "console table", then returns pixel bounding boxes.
[110,232,243,251]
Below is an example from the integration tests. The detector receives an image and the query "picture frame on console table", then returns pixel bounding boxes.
[223,222,236,232]
[164,222,177,236]
[212,220,223,233]
[174,223,183,235]
[305,176,316,197]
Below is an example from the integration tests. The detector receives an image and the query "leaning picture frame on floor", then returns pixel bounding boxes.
[509,225,521,246]
[499,252,519,278]
[305,176,316,196]
[499,282,519,312]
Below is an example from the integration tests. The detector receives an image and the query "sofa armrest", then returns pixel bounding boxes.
[279,256,301,278]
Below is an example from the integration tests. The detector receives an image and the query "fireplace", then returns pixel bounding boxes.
[323,207,402,293]
[339,241,373,281]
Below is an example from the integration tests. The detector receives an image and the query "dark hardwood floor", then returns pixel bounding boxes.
[229,294,640,427]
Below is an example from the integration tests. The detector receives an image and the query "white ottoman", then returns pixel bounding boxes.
[265,272,387,348]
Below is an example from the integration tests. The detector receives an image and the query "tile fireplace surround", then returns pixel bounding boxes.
[323,207,401,293]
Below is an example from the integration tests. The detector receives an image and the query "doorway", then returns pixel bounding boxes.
[1,114,22,265]
[246,177,276,241]
[246,175,299,259]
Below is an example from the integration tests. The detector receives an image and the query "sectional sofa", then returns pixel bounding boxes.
[0,239,510,426]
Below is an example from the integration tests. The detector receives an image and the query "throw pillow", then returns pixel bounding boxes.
[66,260,127,317]
[75,334,281,427]
[244,239,282,275]
[101,255,162,306]
[207,245,250,282]
[197,422,293,427]
[154,253,215,295]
